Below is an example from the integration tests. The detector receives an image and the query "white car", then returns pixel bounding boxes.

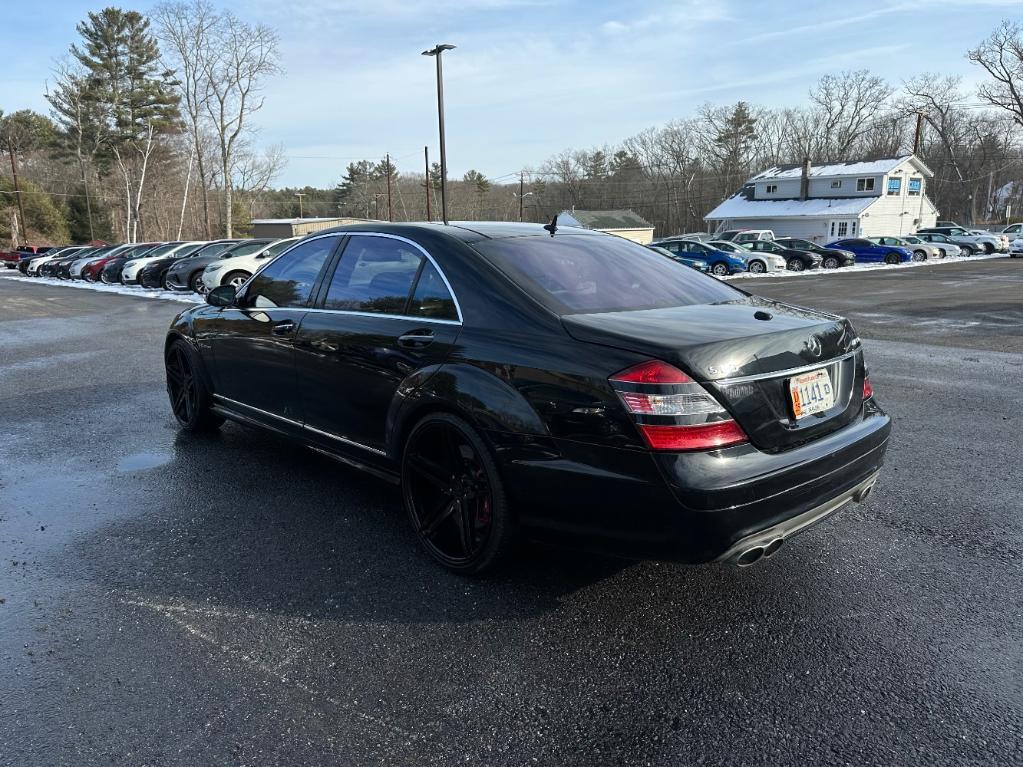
[1010,239,1023,257]
[69,243,134,279]
[27,246,86,275]
[200,236,301,292]
[120,241,204,284]
[709,239,787,273]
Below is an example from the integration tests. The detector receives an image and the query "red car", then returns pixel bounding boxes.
[2,245,53,269]
[81,243,159,281]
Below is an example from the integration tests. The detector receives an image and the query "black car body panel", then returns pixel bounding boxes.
[166,222,890,563]
[774,238,856,267]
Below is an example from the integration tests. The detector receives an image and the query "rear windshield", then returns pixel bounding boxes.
[472,234,743,315]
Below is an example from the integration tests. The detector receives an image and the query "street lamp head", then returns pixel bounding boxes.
[422,43,456,56]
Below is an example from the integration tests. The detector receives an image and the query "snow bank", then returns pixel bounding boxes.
[0,272,202,304]
[725,252,1006,281]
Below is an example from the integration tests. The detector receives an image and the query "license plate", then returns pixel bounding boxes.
[789,369,835,419]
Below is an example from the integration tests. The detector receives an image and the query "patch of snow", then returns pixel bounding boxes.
[725,252,1007,281]
[0,272,202,304]
[751,156,912,181]
[706,194,874,220]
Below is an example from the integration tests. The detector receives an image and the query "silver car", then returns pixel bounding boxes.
[871,236,945,260]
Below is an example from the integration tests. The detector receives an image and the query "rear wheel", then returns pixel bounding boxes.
[747,260,766,274]
[224,270,251,289]
[165,340,223,432]
[884,253,900,265]
[787,258,805,271]
[822,256,840,269]
[710,262,729,276]
[402,413,515,575]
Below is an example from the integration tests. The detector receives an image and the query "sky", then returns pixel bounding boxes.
[4,0,1022,189]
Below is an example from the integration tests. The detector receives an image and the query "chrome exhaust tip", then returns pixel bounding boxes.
[735,546,765,567]
[762,537,784,558]
[852,481,875,503]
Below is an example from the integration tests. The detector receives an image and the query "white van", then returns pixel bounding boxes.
[718,229,775,243]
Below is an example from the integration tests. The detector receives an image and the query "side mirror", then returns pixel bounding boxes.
[206,285,236,308]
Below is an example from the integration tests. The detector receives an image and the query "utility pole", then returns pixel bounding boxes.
[294,192,306,218]
[422,43,455,224]
[424,145,432,221]
[385,152,393,222]
[913,111,926,155]
[519,173,524,222]
[7,146,27,245]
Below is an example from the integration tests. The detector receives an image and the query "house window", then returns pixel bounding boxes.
[887,178,902,196]
[831,180,842,189]
[836,221,849,237]
[766,184,777,194]
[908,178,922,196]
[851,220,857,235]
[856,178,875,192]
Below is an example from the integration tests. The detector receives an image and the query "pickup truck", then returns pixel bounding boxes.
[1,245,54,268]
[915,227,1008,255]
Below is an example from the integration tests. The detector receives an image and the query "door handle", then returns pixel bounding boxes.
[272,320,296,336]
[397,329,435,348]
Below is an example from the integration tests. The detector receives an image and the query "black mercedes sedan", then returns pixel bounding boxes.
[164,222,890,574]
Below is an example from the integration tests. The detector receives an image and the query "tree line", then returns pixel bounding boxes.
[3,15,1023,246]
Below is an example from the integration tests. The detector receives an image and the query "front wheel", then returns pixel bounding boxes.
[822,256,840,269]
[224,270,251,289]
[961,245,975,256]
[165,340,224,432]
[190,272,206,294]
[786,258,805,272]
[402,413,515,575]
[911,251,926,262]
[884,253,900,265]
[710,262,730,276]
[747,260,766,274]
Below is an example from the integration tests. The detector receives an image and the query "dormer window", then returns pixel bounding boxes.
[887,178,902,196]
[908,178,922,196]
[856,178,876,192]
[831,180,842,189]
[766,184,778,194]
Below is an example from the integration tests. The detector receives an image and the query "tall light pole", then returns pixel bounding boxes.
[422,43,455,224]
[294,192,306,219]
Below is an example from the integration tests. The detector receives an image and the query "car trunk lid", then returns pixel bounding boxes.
[561,298,866,452]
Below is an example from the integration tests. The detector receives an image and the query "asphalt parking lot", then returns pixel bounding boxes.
[1,260,1021,766]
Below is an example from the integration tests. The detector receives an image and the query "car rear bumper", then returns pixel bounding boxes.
[498,399,891,564]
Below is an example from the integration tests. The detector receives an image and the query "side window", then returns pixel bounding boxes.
[408,262,458,320]
[243,236,337,309]
[324,236,422,314]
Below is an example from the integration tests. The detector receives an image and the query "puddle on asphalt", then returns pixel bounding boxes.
[117,451,173,472]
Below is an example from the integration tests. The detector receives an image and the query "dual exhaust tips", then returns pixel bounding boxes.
[732,478,877,567]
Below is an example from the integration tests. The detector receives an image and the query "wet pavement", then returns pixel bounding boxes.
[1,261,1021,766]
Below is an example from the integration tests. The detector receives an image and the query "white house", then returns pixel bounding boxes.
[704,155,939,242]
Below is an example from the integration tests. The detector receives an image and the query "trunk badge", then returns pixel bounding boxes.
[807,335,823,358]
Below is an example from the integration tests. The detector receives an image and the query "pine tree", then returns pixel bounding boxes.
[69,8,179,241]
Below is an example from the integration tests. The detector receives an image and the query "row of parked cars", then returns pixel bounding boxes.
[7,236,303,294]
[647,223,1020,276]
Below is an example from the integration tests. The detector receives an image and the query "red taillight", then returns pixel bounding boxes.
[862,376,873,400]
[638,421,748,451]
[610,359,749,452]
[610,359,692,384]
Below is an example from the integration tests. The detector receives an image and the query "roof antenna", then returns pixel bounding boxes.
[543,214,558,237]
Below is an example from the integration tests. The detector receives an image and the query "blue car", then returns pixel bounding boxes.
[646,245,709,273]
[827,238,913,265]
[650,239,747,276]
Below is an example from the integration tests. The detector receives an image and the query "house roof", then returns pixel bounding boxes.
[251,217,347,225]
[559,209,653,230]
[750,155,933,182]
[704,185,877,221]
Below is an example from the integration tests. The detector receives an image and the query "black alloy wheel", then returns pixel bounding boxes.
[884,253,900,265]
[822,256,840,269]
[165,341,223,432]
[787,257,805,271]
[190,272,206,294]
[748,260,766,274]
[402,413,514,574]
[984,242,995,254]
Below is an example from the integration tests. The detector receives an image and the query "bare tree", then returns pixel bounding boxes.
[810,70,894,160]
[155,0,219,237]
[969,20,1023,127]
[203,13,280,237]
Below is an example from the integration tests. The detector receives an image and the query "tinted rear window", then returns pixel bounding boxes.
[472,235,742,315]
